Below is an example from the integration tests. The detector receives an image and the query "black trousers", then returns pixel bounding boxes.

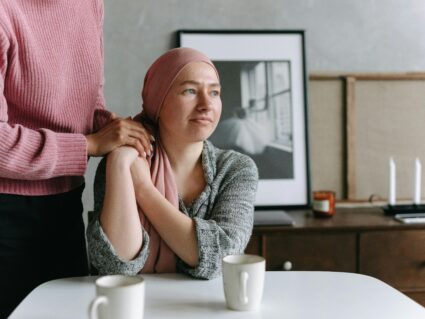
[0,185,89,318]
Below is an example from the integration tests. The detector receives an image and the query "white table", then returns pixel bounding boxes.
[10,272,424,319]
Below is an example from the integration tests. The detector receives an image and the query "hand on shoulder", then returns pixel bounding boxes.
[86,115,154,157]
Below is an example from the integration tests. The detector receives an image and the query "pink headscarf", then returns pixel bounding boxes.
[134,47,218,273]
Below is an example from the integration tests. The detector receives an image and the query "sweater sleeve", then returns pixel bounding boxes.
[177,155,259,280]
[0,27,88,180]
[92,0,113,133]
[86,158,150,275]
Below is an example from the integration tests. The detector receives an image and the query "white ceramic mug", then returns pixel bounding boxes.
[89,275,145,319]
[222,254,265,311]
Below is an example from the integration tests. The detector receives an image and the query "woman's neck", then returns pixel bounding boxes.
[160,135,206,206]
[160,136,204,174]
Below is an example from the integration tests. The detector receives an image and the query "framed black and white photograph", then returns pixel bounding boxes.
[178,30,310,208]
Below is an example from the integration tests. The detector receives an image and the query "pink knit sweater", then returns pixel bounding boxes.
[0,0,112,195]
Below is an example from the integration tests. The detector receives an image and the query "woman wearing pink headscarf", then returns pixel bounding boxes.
[87,48,258,279]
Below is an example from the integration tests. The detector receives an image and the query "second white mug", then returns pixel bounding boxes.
[222,254,265,311]
[88,275,145,319]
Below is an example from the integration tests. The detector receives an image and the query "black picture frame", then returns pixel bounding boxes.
[177,30,311,209]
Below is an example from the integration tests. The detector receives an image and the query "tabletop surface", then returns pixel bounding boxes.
[10,271,425,319]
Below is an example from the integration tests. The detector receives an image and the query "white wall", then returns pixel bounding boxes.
[82,0,425,212]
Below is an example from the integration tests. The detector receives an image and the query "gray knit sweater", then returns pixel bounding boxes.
[86,140,258,280]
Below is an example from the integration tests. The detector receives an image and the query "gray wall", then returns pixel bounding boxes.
[82,0,425,212]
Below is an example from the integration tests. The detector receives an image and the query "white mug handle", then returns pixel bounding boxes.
[239,271,249,305]
[89,295,108,319]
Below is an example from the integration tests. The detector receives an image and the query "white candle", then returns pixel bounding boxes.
[414,158,421,205]
[389,157,396,206]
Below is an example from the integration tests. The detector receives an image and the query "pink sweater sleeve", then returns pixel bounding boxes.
[92,0,113,133]
[0,29,88,181]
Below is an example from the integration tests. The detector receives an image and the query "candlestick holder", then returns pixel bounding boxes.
[383,204,425,215]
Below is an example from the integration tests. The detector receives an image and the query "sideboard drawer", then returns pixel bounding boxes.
[245,234,260,255]
[264,232,356,272]
[359,230,425,289]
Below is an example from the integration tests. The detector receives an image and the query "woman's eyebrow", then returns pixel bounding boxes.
[179,80,221,87]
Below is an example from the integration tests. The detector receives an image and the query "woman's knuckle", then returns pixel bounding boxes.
[117,132,125,142]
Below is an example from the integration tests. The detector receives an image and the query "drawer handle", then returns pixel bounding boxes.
[282,261,293,271]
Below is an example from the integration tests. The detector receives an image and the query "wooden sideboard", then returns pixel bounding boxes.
[245,207,425,306]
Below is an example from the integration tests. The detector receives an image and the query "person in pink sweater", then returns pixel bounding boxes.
[0,1,153,317]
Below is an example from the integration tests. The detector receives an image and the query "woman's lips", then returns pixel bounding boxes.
[190,117,213,124]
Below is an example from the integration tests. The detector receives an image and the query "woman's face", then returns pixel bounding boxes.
[158,62,222,144]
